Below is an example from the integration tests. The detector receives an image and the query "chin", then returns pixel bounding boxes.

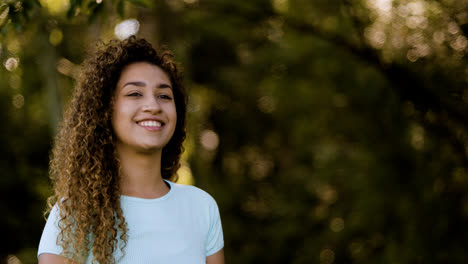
[135,144,164,154]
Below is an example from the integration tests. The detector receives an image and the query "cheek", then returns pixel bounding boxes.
[111,103,130,130]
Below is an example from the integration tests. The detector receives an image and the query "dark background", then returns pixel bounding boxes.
[1,0,468,263]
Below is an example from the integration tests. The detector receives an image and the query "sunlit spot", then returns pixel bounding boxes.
[176,163,194,185]
[407,2,425,16]
[200,130,219,151]
[433,31,445,44]
[410,123,424,150]
[330,217,345,232]
[348,241,364,259]
[272,0,288,13]
[39,0,70,15]
[12,94,24,109]
[5,57,18,71]
[375,0,392,12]
[49,28,63,46]
[237,43,253,64]
[9,74,21,89]
[266,18,284,43]
[316,184,338,204]
[0,4,9,24]
[406,49,419,62]
[96,0,102,3]
[320,249,335,264]
[332,93,348,108]
[258,95,276,113]
[315,141,338,167]
[448,22,459,35]
[415,43,431,57]
[450,35,467,51]
[406,15,427,29]
[14,1,23,12]
[166,0,184,11]
[397,4,409,18]
[391,34,405,49]
[314,204,329,219]
[250,156,273,180]
[7,38,20,54]
[406,32,423,46]
[57,57,79,78]
[187,93,201,112]
[7,255,22,264]
[364,26,386,49]
[452,167,467,184]
[115,19,140,40]
[366,0,393,22]
[323,16,338,31]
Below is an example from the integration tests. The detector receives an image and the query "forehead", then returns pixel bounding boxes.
[118,62,171,86]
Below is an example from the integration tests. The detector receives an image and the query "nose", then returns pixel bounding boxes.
[142,96,162,113]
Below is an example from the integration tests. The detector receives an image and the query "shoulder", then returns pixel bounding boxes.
[168,181,218,206]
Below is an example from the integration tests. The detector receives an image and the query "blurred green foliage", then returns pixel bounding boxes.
[1,0,468,263]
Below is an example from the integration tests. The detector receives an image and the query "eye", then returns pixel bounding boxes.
[158,94,173,100]
[127,92,142,97]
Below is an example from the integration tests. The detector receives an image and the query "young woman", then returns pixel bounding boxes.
[37,36,224,264]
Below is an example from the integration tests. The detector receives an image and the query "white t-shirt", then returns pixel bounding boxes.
[38,180,224,263]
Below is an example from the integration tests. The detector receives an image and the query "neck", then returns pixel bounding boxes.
[116,145,169,199]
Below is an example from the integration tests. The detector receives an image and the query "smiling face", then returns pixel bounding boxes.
[112,62,177,154]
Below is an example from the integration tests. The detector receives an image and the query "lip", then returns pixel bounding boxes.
[136,118,165,131]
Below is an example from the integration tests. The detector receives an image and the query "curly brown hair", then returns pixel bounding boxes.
[47,36,186,263]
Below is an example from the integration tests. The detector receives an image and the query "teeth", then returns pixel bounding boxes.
[139,121,162,127]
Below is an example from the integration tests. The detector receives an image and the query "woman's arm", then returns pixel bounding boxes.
[38,253,78,264]
[207,248,225,264]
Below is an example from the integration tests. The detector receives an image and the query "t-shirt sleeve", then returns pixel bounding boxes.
[205,197,224,256]
[37,204,63,258]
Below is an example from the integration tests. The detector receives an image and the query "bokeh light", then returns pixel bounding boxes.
[9,74,21,89]
[115,19,140,40]
[320,249,335,264]
[39,0,70,15]
[410,123,425,150]
[0,4,9,24]
[7,39,20,54]
[200,130,219,151]
[12,94,25,109]
[330,217,345,232]
[176,163,195,185]
[5,57,19,72]
[257,95,276,113]
[6,255,21,264]
[56,57,79,78]
[49,29,63,46]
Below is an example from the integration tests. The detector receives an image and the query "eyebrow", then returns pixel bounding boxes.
[122,81,172,89]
